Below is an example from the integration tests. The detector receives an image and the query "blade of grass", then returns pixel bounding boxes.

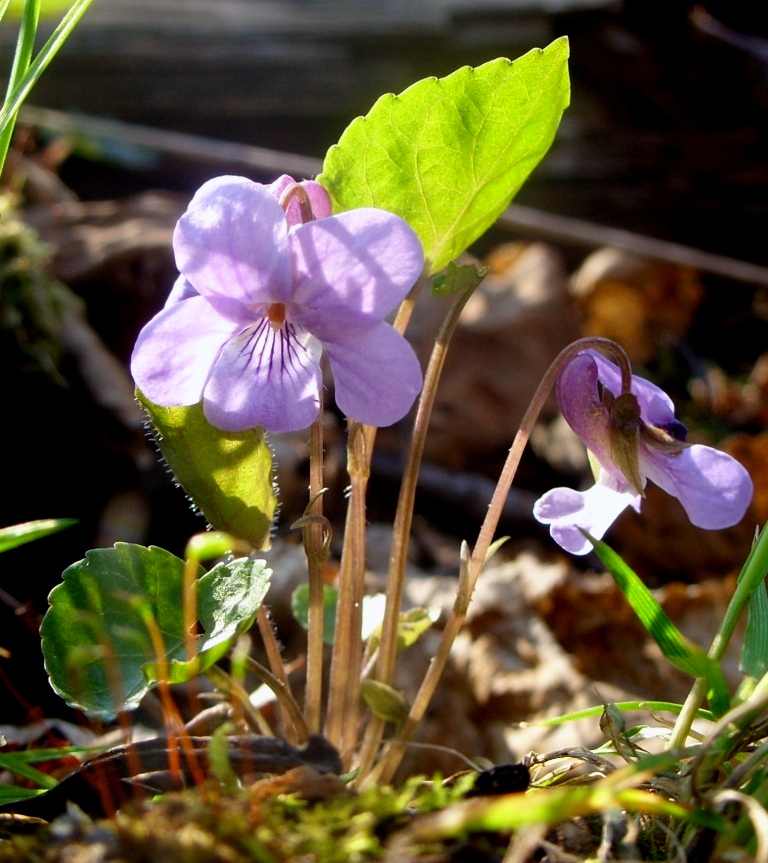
[0,753,58,789]
[588,533,730,717]
[720,524,768,677]
[0,0,40,171]
[0,0,96,148]
[0,786,46,804]
[742,578,768,680]
[0,518,77,553]
[0,0,15,23]
[534,700,716,727]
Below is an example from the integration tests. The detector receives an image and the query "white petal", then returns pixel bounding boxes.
[534,480,637,555]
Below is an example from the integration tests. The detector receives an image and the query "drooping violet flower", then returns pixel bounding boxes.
[533,349,753,555]
[131,175,425,432]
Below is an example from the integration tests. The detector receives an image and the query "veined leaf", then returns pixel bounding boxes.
[41,544,271,716]
[319,39,570,274]
[742,580,768,680]
[730,524,768,680]
[137,394,277,551]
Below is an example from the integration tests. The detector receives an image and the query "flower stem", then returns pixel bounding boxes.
[240,656,310,742]
[278,183,314,223]
[256,605,299,743]
[356,281,478,780]
[324,421,370,767]
[204,663,273,736]
[323,273,429,764]
[303,399,327,734]
[367,336,631,784]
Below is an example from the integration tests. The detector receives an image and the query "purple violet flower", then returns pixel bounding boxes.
[533,349,753,555]
[131,175,425,432]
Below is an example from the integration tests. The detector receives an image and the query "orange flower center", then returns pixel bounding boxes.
[268,302,286,332]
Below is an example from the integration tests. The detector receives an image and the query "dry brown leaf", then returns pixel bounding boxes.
[570,247,704,364]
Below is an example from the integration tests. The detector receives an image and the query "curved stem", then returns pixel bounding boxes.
[278,183,314,223]
[368,336,631,784]
[204,663,273,736]
[239,656,310,742]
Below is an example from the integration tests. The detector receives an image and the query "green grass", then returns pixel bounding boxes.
[3,0,73,18]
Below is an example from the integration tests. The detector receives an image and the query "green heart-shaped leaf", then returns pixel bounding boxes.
[41,543,271,717]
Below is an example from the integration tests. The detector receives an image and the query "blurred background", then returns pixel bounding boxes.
[4,0,766,257]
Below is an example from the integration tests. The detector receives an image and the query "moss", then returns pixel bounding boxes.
[0,773,478,863]
[0,193,83,383]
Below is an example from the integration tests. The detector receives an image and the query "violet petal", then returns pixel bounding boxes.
[586,349,678,429]
[289,209,424,335]
[642,444,753,529]
[164,275,198,308]
[131,295,247,406]
[556,352,616,476]
[173,176,292,305]
[203,321,322,432]
[323,322,423,427]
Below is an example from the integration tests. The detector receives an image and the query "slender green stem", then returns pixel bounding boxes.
[5,0,39,96]
[0,0,15,24]
[709,525,768,665]
[668,678,709,753]
[303,402,327,734]
[356,281,478,780]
